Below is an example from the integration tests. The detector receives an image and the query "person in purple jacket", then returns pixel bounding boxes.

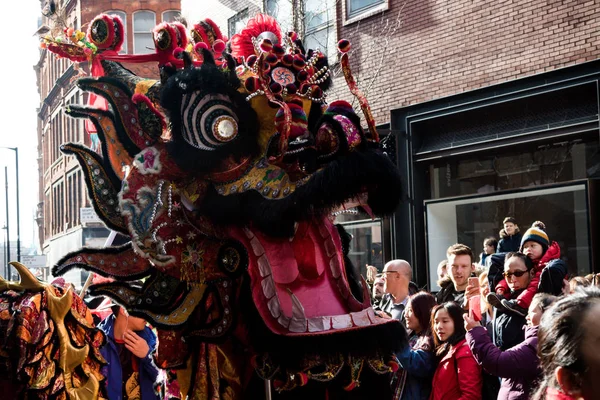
[463,293,557,400]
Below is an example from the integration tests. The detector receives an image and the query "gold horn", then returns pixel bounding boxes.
[0,262,45,293]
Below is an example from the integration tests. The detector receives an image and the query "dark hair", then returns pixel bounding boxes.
[569,276,590,293]
[531,293,557,313]
[504,252,534,271]
[446,243,474,264]
[431,302,466,358]
[484,237,498,249]
[503,217,517,225]
[532,287,600,399]
[407,291,436,336]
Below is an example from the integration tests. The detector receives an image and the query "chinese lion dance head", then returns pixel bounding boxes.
[38,12,406,399]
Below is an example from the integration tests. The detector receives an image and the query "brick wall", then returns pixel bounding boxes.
[82,0,181,78]
[330,0,600,125]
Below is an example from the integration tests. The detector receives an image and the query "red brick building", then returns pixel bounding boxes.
[330,0,600,287]
[35,0,180,285]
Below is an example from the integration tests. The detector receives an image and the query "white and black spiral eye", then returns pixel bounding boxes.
[181,93,239,151]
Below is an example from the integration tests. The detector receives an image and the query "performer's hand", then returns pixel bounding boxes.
[124,329,150,359]
[366,265,378,283]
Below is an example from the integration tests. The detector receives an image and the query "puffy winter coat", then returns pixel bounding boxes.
[467,325,540,400]
[496,230,522,253]
[429,339,482,400]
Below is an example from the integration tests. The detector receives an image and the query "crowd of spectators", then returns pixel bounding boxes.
[368,216,600,400]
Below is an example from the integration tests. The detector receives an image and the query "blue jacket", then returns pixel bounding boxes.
[98,315,161,400]
[395,334,435,400]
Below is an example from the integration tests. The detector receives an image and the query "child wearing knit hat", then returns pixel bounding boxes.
[488,221,561,317]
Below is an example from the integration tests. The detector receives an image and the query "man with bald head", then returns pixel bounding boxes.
[374,260,413,323]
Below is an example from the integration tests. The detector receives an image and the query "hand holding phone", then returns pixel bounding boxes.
[469,295,482,322]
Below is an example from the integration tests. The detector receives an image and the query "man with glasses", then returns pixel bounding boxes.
[374,260,413,324]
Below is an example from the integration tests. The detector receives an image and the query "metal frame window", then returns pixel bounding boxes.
[105,10,127,54]
[304,0,336,59]
[162,10,181,23]
[228,8,249,38]
[133,10,155,54]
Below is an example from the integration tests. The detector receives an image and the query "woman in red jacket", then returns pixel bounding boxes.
[430,302,482,400]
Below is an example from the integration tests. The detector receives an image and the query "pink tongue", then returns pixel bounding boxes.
[292,222,321,280]
[256,233,299,284]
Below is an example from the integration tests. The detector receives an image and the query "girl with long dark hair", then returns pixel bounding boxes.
[429,302,482,400]
[392,291,437,400]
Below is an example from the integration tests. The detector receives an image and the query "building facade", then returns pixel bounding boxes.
[331,0,600,288]
[35,0,180,286]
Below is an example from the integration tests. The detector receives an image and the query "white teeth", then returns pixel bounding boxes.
[250,237,265,257]
[257,255,271,277]
[308,316,332,332]
[329,256,341,279]
[324,239,336,257]
[318,224,330,239]
[267,296,281,318]
[278,314,291,328]
[288,290,306,320]
[289,318,308,333]
[350,310,372,327]
[331,314,353,329]
[261,276,276,299]
[288,290,307,333]
[243,228,255,240]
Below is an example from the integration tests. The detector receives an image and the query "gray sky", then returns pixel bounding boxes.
[0,0,43,251]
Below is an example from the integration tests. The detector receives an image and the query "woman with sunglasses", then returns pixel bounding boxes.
[491,252,536,351]
[464,293,557,400]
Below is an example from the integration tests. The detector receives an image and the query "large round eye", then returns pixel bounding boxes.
[181,93,239,150]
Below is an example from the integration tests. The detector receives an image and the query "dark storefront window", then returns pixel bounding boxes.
[423,135,600,289]
[428,136,600,199]
[425,183,591,289]
[336,211,384,276]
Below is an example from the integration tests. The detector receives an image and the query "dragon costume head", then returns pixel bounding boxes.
[39,12,406,399]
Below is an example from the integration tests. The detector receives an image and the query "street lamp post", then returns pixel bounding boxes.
[0,147,20,266]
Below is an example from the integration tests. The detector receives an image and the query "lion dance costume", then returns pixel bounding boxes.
[2,10,406,399]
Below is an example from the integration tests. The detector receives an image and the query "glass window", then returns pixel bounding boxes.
[425,183,591,290]
[133,11,155,54]
[228,8,249,38]
[162,10,181,23]
[304,0,336,59]
[105,10,127,54]
[265,0,293,34]
[347,0,385,17]
[427,136,600,199]
[336,211,385,277]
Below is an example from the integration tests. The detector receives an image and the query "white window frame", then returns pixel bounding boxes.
[133,10,156,54]
[342,0,389,26]
[104,10,127,54]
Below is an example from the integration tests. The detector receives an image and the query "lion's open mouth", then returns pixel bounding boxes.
[229,217,388,335]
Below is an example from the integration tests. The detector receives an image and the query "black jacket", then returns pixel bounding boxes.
[435,280,465,305]
[496,231,522,253]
